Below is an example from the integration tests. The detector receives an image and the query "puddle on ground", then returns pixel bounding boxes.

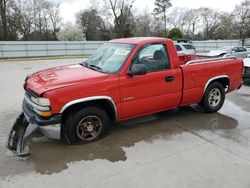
[0,106,238,177]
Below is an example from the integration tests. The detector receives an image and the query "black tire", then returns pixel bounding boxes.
[200,82,225,113]
[62,106,110,144]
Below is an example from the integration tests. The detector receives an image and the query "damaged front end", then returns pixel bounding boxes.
[6,90,62,157]
[6,113,32,157]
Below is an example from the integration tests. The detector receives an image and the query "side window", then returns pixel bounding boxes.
[232,47,239,52]
[134,44,170,73]
[175,44,182,51]
[239,47,246,52]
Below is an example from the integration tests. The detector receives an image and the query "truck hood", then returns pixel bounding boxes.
[25,64,108,95]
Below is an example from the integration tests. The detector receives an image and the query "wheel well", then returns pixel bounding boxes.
[61,99,117,123]
[210,77,230,90]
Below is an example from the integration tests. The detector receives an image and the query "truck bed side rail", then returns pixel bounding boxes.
[186,57,237,65]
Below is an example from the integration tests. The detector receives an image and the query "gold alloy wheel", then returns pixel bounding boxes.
[76,115,102,141]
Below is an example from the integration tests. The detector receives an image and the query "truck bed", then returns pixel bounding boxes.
[178,54,229,65]
[179,56,243,106]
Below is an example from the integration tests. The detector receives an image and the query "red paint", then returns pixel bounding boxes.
[25,38,243,121]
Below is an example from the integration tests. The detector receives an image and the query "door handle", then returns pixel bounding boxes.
[165,76,175,82]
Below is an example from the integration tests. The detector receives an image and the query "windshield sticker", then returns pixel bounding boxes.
[115,49,130,56]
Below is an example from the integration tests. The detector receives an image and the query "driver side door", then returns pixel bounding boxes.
[119,43,182,120]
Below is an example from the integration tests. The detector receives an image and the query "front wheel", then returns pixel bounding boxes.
[62,106,110,144]
[199,82,225,113]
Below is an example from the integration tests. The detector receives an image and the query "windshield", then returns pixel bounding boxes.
[84,43,135,73]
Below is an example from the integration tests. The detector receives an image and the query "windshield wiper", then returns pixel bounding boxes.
[88,64,109,73]
[80,61,108,73]
[89,64,102,70]
[79,61,88,67]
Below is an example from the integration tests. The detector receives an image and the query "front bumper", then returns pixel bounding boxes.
[22,99,62,139]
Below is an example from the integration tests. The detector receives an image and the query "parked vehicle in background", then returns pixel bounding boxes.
[175,43,196,55]
[7,37,243,156]
[243,55,250,85]
[208,46,250,58]
[245,45,250,51]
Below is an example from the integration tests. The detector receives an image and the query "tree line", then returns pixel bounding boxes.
[1,0,250,45]
[0,0,61,40]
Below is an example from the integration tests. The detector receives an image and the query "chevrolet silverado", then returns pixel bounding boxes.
[7,37,243,156]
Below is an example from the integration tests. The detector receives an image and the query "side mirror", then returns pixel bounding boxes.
[127,64,147,76]
[231,50,237,54]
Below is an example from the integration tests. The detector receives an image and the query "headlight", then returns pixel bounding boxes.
[31,96,50,106]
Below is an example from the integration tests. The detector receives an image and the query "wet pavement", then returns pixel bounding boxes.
[0,58,250,187]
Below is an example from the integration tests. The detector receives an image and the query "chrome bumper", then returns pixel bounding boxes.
[24,110,61,140]
[39,124,61,140]
[22,98,61,140]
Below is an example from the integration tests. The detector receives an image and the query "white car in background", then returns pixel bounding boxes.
[175,43,196,55]
[208,46,250,58]
[244,45,250,50]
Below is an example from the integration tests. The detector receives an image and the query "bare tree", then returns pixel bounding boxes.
[0,0,8,39]
[154,0,172,36]
[216,13,237,39]
[0,0,62,40]
[57,22,84,41]
[183,9,201,39]
[199,8,220,39]
[10,0,34,40]
[105,0,135,38]
[46,2,62,40]
[166,8,201,39]
[167,8,188,31]
[134,9,153,37]
[234,0,250,46]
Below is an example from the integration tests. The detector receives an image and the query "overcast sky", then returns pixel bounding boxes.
[59,0,241,23]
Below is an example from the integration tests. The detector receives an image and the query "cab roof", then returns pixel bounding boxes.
[109,37,172,45]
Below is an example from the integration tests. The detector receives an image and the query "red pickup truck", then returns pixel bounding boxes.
[7,37,243,156]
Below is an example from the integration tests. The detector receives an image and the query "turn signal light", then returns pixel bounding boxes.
[33,108,52,117]
[40,111,52,117]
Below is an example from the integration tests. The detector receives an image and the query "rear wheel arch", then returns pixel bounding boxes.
[204,76,230,94]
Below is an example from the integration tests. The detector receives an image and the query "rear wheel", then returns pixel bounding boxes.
[200,82,225,113]
[63,106,110,144]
